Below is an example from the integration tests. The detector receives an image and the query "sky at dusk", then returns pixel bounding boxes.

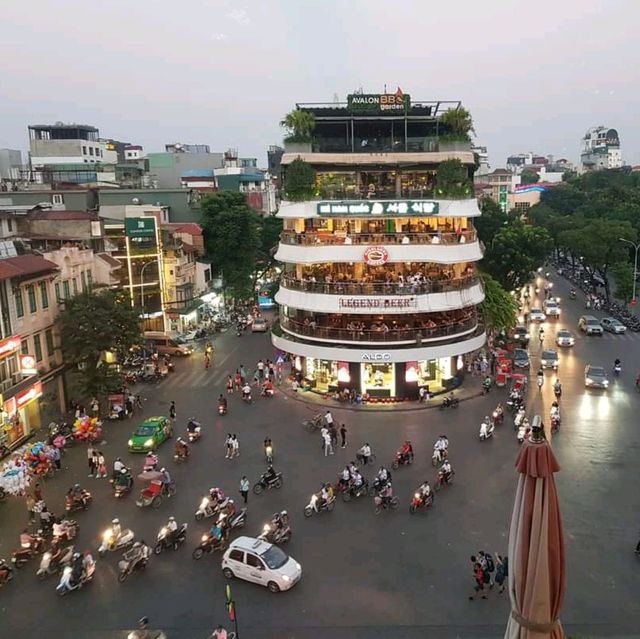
[1,0,638,168]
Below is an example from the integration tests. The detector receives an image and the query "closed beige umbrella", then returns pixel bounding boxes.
[505,418,566,638]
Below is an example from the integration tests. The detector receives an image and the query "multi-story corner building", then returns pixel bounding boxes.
[28,123,106,166]
[271,92,486,400]
[580,126,622,172]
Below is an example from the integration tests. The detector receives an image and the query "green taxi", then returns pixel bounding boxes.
[128,416,173,452]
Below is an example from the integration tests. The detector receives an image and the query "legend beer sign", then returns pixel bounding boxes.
[339,297,417,310]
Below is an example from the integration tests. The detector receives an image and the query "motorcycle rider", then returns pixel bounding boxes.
[493,403,504,424]
[174,437,189,459]
[160,467,172,491]
[350,469,364,491]
[263,464,278,485]
[20,528,34,549]
[339,466,351,489]
[241,383,252,401]
[440,460,454,484]
[165,516,179,545]
[47,538,64,568]
[263,437,273,460]
[417,480,432,506]
[187,417,201,434]
[125,541,147,572]
[116,467,132,491]
[112,457,125,479]
[538,326,545,344]
[614,358,622,373]
[217,394,228,412]
[209,520,226,546]
[143,453,157,472]
[317,482,334,511]
[433,435,449,462]
[399,440,414,464]
[377,482,394,508]
[554,379,562,398]
[480,416,491,439]
[261,378,274,397]
[356,442,372,465]
[70,552,84,587]
[111,518,122,544]
[537,368,544,389]
[482,376,492,393]
[208,486,224,510]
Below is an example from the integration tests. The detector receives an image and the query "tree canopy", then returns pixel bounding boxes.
[475,197,508,245]
[280,109,315,143]
[58,289,141,398]
[200,192,263,300]
[283,158,316,202]
[519,169,539,185]
[479,272,519,333]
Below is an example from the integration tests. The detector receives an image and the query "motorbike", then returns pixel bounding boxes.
[392,450,414,470]
[192,533,227,559]
[409,491,434,514]
[554,384,562,399]
[491,407,504,426]
[373,492,399,515]
[517,424,529,444]
[195,497,224,521]
[113,473,134,498]
[98,527,135,557]
[614,363,622,377]
[11,533,46,567]
[173,447,190,463]
[118,550,148,583]
[53,519,79,543]
[0,559,14,586]
[218,403,227,416]
[36,545,74,579]
[537,374,544,389]
[550,405,561,433]
[258,521,292,544]
[514,407,526,429]
[218,508,247,532]
[439,395,459,410]
[187,426,202,443]
[302,414,324,432]
[253,472,283,495]
[570,289,576,299]
[65,490,93,514]
[341,480,369,502]
[431,448,447,467]
[241,392,252,404]
[264,444,274,464]
[154,523,188,554]
[56,557,96,596]
[136,480,176,508]
[479,420,495,441]
[304,493,336,517]
[434,469,455,491]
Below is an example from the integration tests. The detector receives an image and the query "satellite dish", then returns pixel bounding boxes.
[132,197,140,204]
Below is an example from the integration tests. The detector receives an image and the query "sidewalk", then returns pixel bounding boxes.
[278,375,485,412]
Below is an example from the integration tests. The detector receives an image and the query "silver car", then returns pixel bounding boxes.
[540,349,559,370]
[601,317,626,334]
[584,365,609,389]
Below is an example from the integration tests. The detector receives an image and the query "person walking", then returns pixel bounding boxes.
[231,434,239,458]
[87,445,96,477]
[169,401,176,421]
[135,394,143,411]
[320,426,328,453]
[234,371,242,391]
[33,482,43,503]
[225,434,233,459]
[91,397,100,417]
[477,550,494,587]
[52,445,61,471]
[339,423,347,448]
[97,451,107,478]
[239,476,249,504]
[226,375,234,394]
[257,359,265,381]
[324,410,334,428]
[125,395,133,418]
[26,493,36,523]
[323,430,333,456]
[469,555,488,600]
[494,554,508,594]
[329,423,338,450]
[91,449,99,478]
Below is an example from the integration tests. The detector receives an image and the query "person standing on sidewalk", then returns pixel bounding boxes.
[324,410,334,428]
[239,476,249,504]
[494,554,508,594]
[340,423,347,448]
[468,555,488,601]
[87,445,96,477]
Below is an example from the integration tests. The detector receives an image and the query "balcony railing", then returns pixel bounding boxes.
[280,314,479,345]
[281,274,480,296]
[280,230,477,246]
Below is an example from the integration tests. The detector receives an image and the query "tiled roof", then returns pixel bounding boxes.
[180,241,198,254]
[0,255,59,280]
[28,210,98,221]
[163,223,203,236]
[95,253,122,269]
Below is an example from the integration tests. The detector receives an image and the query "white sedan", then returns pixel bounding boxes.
[601,317,626,334]
[529,308,546,322]
[556,329,575,347]
[251,318,269,333]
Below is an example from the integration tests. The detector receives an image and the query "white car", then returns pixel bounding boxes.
[251,318,269,333]
[529,308,546,322]
[222,536,301,593]
[601,317,626,334]
[556,329,575,347]
[543,300,560,317]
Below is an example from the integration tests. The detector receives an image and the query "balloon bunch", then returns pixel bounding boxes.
[23,441,54,477]
[0,456,31,496]
[73,416,103,443]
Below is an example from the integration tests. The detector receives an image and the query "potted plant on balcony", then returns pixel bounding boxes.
[438,106,475,152]
[280,109,315,153]
[435,159,473,198]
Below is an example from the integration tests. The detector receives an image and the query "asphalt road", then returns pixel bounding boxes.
[1,274,640,639]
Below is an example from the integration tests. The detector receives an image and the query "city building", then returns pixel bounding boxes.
[271,91,486,400]
[0,149,23,185]
[165,143,211,154]
[267,145,284,176]
[580,126,622,172]
[472,145,490,178]
[146,150,224,189]
[478,169,521,210]
[98,189,200,223]
[28,123,106,166]
[124,145,144,161]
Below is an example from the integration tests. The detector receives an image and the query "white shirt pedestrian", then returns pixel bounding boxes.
[231,435,239,458]
[323,432,333,456]
[325,411,334,426]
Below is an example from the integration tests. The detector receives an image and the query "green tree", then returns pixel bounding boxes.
[611,261,635,302]
[480,272,519,333]
[519,169,539,185]
[475,197,508,244]
[253,214,282,283]
[434,159,472,198]
[200,192,262,300]
[280,109,315,143]
[58,289,141,398]
[283,158,316,201]
[439,106,475,142]
[484,223,553,291]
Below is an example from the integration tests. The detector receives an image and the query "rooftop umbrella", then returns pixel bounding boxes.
[505,418,566,639]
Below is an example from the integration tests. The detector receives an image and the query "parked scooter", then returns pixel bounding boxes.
[479,417,495,441]
[439,394,459,410]
[36,545,74,579]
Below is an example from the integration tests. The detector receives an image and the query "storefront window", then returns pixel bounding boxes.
[415,358,453,392]
[304,358,339,392]
[361,363,395,397]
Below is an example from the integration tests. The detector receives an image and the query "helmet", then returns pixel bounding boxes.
[121,468,127,474]
[74,483,80,490]
[116,457,121,462]
[72,552,80,560]
[168,516,175,522]
[112,518,120,525]
[160,468,166,473]
[133,541,141,548]
[280,510,287,517]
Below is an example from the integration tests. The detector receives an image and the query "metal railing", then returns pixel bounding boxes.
[280,274,480,296]
[279,314,479,344]
[280,230,477,246]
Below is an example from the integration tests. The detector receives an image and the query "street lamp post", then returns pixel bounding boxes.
[618,238,640,307]
[139,261,155,371]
